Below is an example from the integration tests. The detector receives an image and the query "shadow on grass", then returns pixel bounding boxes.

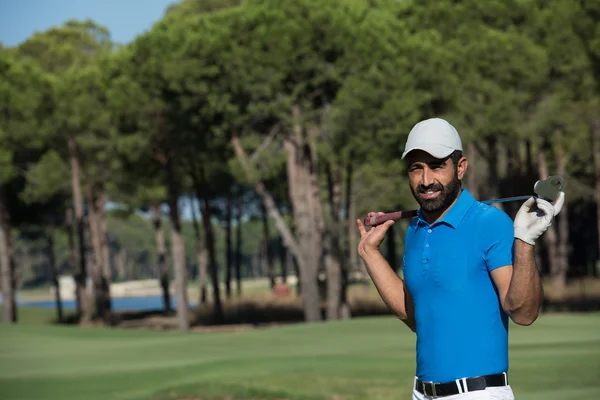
[50,286,600,331]
[51,286,395,330]
[151,381,323,400]
[54,307,177,327]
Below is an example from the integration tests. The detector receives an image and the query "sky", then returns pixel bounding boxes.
[0,0,176,47]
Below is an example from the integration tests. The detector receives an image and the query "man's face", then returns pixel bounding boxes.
[406,150,467,213]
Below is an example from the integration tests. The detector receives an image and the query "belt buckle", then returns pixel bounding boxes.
[424,381,437,397]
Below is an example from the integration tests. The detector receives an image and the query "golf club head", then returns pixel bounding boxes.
[533,175,564,203]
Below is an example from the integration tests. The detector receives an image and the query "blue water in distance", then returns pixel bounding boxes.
[15,296,197,311]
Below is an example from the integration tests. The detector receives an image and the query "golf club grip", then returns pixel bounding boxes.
[363,210,418,226]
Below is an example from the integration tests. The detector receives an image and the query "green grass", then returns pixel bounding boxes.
[0,310,599,400]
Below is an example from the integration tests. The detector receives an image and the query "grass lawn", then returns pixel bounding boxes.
[0,309,599,400]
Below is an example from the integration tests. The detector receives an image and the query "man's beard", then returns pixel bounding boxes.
[411,175,462,213]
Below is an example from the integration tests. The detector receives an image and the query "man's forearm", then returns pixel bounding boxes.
[360,249,414,328]
[504,239,544,325]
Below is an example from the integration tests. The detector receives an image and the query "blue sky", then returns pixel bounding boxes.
[0,0,176,47]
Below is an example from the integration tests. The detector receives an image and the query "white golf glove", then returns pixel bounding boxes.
[513,192,565,245]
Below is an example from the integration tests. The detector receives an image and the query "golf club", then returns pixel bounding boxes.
[363,175,565,227]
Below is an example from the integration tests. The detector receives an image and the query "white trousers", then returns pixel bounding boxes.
[412,376,515,400]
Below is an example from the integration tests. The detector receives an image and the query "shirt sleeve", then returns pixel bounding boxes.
[479,207,515,271]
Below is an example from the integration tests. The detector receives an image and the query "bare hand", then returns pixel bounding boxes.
[356,212,394,257]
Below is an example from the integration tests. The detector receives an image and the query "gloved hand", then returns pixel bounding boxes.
[513,192,565,245]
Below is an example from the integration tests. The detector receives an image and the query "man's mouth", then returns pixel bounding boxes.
[419,190,441,199]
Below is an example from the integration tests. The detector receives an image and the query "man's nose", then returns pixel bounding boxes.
[422,167,434,186]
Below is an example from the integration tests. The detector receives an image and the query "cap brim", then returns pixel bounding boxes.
[401,144,456,160]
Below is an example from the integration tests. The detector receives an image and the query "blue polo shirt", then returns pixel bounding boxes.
[402,188,514,383]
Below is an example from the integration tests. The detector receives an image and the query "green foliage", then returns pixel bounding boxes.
[0,148,14,185]
[18,19,112,75]
[20,150,70,204]
[0,46,53,194]
[164,0,242,16]
[0,47,50,167]
[56,62,116,182]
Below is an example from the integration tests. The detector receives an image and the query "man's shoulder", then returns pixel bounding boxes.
[467,201,515,244]
[468,201,513,225]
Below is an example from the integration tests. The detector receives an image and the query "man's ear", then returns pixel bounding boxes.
[457,156,468,180]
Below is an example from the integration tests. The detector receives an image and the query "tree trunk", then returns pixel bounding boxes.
[193,168,224,323]
[292,253,301,295]
[339,158,353,317]
[94,185,111,316]
[349,200,369,287]
[279,235,287,284]
[486,137,503,211]
[261,201,276,289]
[150,204,172,312]
[386,225,397,273]
[115,248,126,282]
[165,159,190,331]
[342,155,367,287]
[85,182,110,321]
[96,186,112,314]
[504,143,523,216]
[65,207,78,303]
[592,119,600,258]
[235,195,243,296]
[230,134,321,321]
[0,192,15,323]
[525,139,535,178]
[68,136,91,323]
[252,253,260,277]
[97,189,112,285]
[284,108,322,322]
[188,196,207,305]
[344,158,360,281]
[324,161,346,320]
[8,234,16,319]
[350,200,359,273]
[225,193,233,297]
[46,229,63,323]
[466,142,479,199]
[122,249,133,280]
[552,131,569,298]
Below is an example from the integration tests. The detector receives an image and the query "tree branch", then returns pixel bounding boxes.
[249,123,280,164]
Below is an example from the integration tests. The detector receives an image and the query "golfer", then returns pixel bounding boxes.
[357,118,564,399]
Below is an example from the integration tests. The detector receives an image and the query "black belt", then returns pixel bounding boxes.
[416,373,508,397]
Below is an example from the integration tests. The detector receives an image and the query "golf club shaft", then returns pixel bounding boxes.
[363,195,532,227]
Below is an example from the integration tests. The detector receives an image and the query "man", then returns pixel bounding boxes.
[356,118,565,399]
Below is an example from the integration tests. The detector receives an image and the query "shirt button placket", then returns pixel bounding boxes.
[422,227,432,269]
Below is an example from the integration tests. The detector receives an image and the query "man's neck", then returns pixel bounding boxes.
[422,210,445,225]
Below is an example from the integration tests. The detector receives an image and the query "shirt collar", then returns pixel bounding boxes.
[415,188,475,229]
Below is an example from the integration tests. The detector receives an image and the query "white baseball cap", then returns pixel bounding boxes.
[401,118,463,160]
